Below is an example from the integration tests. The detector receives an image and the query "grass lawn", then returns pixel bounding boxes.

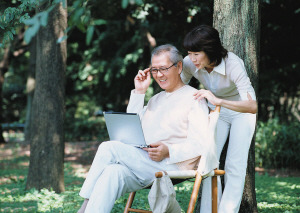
[0,142,299,212]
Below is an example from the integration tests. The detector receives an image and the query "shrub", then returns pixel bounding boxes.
[64,116,108,142]
[255,119,300,169]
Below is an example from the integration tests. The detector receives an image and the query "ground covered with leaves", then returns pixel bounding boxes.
[0,142,299,212]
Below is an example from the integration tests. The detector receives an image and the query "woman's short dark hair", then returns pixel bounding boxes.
[183,25,228,66]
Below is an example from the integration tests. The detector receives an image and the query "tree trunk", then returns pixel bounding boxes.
[213,0,260,212]
[26,2,67,193]
[0,46,11,143]
[24,36,36,144]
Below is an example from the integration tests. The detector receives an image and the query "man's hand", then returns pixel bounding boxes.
[134,68,151,94]
[143,142,169,162]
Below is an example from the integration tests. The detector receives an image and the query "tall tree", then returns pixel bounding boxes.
[24,36,36,144]
[213,0,260,212]
[26,1,67,192]
[0,46,10,143]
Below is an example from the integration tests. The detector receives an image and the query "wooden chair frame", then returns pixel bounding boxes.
[124,169,225,213]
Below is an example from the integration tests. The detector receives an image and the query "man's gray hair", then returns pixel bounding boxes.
[151,44,183,64]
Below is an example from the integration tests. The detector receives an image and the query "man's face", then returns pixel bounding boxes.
[151,53,182,93]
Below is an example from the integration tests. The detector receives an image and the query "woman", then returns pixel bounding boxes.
[181,25,257,213]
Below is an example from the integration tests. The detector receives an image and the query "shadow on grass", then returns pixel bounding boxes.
[64,141,102,166]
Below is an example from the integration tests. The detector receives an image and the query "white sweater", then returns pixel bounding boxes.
[127,85,219,173]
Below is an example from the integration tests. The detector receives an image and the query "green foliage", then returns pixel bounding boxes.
[255,119,300,169]
[64,116,108,142]
[0,0,68,46]
[1,0,211,138]
[122,0,143,9]
[0,0,37,46]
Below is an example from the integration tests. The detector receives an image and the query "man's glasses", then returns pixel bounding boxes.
[150,63,177,74]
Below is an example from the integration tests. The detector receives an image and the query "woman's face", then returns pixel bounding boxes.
[188,51,213,70]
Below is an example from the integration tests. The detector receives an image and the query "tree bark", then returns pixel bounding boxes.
[0,46,11,143]
[213,0,260,212]
[26,2,67,193]
[24,36,36,144]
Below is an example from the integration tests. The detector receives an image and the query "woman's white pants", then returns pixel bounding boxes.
[79,141,179,213]
[200,108,256,213]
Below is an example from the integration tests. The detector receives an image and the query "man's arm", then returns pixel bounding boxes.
[126,68,151,115]
[165,99,210,164]
[126,90,146,114]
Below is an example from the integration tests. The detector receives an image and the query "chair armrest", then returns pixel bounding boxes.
[203,169,225,177]
[155,170,197,179]
[213,169,225,176]
[155,169,225,179]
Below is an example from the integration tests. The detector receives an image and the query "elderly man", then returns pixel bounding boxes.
[78,44,218,212]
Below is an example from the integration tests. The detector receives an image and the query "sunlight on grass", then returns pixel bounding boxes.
[255,174,300,213]
[1,144,299,212]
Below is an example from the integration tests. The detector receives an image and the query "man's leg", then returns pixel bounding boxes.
[218,113,256,213]
[85,164,144,213]
[79,141,179,211]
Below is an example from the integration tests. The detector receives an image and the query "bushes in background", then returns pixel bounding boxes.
[64,117,108,142]
[255,119,300,169]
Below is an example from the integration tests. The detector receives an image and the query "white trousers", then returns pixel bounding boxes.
[200,108,256,213]
[79,141,179,213]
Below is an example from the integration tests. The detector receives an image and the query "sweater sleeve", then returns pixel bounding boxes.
[164,99,210,164]
[126,90,147,118]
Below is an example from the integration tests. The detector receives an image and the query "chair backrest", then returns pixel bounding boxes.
[197,105,220,176]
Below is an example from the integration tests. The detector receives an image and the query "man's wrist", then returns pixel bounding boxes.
[135,89,147,94]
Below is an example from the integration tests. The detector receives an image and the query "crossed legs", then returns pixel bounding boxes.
[78,141,178,213]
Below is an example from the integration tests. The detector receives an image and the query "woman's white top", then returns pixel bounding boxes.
[181,52,256,102]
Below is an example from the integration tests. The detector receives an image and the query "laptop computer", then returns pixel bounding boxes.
[103,112,150,148]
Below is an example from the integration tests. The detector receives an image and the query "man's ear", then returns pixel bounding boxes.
[177,61,183,74]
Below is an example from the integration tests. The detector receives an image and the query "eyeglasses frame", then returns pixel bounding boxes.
[150,63,178,75]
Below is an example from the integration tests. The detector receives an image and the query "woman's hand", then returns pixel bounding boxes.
[143,142,169,162]
[194,89,257,113]
[194,89,221,105]
[134,68,151,94]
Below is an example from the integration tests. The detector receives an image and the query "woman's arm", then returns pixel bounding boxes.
[195,55,257,114]
[194,89,257,114]
[180,56,196,84]
[219,93,257,114]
